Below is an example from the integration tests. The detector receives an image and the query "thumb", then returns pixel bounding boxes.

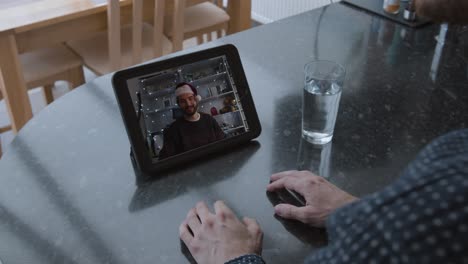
[243,217,262,236]
[242,216,257,227]
[242,217,263,254]
[274,203,308,222]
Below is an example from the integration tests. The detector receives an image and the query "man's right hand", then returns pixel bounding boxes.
[266,170,358,227]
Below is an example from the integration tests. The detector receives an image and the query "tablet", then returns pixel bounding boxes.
[112,44,261,179]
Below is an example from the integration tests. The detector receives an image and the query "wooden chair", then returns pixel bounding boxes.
[0,44,85,134]
[0,90,13,134]
[67,0,180,76]
[164,0,230,50]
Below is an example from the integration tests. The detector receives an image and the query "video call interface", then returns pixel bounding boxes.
[126,55,250,163]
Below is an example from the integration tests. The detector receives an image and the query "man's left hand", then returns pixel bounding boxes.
[179,201,263,264]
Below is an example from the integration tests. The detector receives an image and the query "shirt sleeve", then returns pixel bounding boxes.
[225,254,266,264]
[211,115,226,140]
[304,129,468,264]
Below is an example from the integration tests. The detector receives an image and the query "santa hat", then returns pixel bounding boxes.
[175,82,201,102]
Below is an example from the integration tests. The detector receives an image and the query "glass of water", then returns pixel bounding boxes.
[302,60,346,144]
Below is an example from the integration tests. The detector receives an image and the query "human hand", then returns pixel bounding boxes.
[266,170,358,227]
[266,191,328,247]
[179,201,263,264]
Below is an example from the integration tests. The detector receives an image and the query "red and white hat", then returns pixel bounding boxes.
[175,82,201,102]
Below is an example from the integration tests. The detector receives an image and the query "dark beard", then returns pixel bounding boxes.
[183,104,198,116]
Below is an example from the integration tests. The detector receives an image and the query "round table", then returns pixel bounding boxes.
[1,3,467,263]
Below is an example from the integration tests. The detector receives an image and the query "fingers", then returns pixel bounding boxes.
[271,170,320,182]
[214,200,235,222]
[268,170,322,193]
[195,201,211,223]
[186,208,201,235]
[274,203,308,223]
[179,220,193,245]
[242,217,256,227]
[243,217,262,235]
[270,170,299,182]
[214,200,234,215]
[266,176,298,192]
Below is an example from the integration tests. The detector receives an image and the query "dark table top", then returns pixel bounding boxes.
[1,3,467,264]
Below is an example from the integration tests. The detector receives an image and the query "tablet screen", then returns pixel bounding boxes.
[125,55,251,163]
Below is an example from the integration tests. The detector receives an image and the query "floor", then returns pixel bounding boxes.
[0,23,262,157]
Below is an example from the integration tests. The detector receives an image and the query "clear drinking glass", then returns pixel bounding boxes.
[302,60,346,144]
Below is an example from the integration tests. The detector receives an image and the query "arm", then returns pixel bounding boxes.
[414,0,468,23]
[158,126,177,160]
[212,117,226,140]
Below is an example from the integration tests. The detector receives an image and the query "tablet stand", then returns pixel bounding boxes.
[130,150,152,186]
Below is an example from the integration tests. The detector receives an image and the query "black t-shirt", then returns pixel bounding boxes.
[159,113,225,160]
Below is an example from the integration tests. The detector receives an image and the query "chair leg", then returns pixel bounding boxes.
[196,35,204,45]
[207,32,212,42]
[69,66,85,89]
[0,85,12,135]
[0,84,13,149]
[216,30,223,39]
[0,125,12,133]
[42,84,54,105]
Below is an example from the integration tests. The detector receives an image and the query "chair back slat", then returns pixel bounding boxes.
[105,0,177,71]
[132,0,143,64]
[107,0,121,71]
[172,0,185,51]
[153,0,165,57]
[103,0,186,71]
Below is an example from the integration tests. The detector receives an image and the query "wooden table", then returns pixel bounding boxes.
[0,0,251,133]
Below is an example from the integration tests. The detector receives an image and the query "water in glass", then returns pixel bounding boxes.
[302,79,342,144]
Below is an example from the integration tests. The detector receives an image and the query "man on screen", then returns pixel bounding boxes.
[159,82,225,160]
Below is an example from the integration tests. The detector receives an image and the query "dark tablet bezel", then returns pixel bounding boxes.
[112,44,261,176]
